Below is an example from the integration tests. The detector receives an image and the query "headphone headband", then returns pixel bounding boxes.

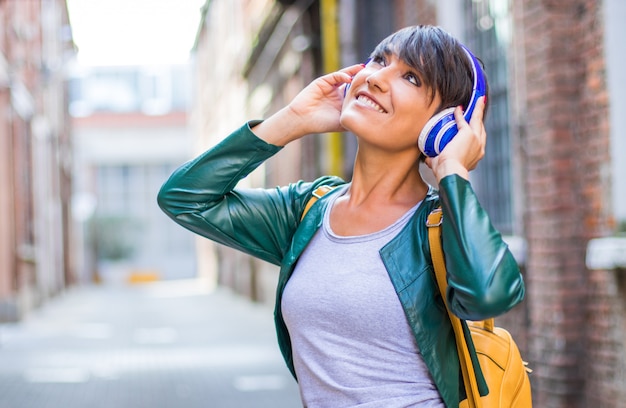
[418,44,486,157]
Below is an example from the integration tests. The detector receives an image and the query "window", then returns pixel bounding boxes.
[464,0,514,235]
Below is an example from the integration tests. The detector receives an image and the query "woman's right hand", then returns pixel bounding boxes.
[251,64,365,146]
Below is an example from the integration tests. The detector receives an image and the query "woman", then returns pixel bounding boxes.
[158,25,525,407]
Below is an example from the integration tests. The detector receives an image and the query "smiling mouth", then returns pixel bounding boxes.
[356,95,387,113]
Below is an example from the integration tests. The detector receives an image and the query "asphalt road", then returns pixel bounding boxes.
[0,280,302,408]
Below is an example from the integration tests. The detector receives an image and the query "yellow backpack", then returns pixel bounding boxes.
[427,207,532,408]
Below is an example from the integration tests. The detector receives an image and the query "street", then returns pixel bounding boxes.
[0,280,302,408]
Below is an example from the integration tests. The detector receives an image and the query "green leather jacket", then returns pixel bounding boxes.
[157,122,525,408]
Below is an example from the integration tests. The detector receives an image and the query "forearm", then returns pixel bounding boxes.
[250,107,309,146]
[157,122,296,265]
[438,175,525,320]
[157,121,281,218]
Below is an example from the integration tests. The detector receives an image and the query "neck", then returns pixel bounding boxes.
[347,152,429,209]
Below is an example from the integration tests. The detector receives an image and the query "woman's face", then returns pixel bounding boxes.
[340,50,441,152]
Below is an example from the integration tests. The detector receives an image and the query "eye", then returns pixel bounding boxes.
[371,54,387,67]
[405,72,422,87]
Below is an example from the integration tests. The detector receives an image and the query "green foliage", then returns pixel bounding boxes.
[89,215,141,261]
[618,220,626,236]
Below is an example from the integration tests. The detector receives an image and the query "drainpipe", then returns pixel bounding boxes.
[320,0,342,177]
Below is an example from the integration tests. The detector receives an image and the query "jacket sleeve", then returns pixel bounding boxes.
[157,122,337,266]
[438,175,525,321]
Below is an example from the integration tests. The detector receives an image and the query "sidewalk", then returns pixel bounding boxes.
[0,280,301,408]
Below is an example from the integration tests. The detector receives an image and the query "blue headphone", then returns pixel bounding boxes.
[417,45,486,157]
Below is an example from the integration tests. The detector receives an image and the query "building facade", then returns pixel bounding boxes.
[193,0,626,406]
[0,0,75,321]
[68,64,197,284]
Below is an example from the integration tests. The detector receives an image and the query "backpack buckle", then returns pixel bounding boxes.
[426,207,443,227]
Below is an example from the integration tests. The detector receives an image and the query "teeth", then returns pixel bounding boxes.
[357,95,386,113]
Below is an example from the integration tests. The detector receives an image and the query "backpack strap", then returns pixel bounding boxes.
[427,207,483,408]
[301,185,336,221]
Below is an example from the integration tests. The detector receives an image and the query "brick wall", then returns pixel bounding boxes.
[394,0,436,27]
[575,5,619,404]
[587,268,626,407]
[517,1,612,406]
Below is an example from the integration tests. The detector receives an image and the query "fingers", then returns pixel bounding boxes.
[322,64,366,88]
[341,63,366,77]
[471,97,487,143]
[453,105,467,129]
[453,96,487,143]
[453,96,486,129]
[468,96,486,127]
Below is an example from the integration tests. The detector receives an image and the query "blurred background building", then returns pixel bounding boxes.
[1,0,626,406]
[0,0,74,321]
[68,63,196,284]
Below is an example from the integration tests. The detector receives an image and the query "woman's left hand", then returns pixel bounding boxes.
[425,96,487,182]
[250,64,364,146]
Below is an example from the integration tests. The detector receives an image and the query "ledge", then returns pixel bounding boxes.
[586,237,626,270]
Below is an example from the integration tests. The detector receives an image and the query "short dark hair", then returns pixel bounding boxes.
[370,25,488,114]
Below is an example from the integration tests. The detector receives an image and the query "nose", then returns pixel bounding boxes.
[365,66,390,93]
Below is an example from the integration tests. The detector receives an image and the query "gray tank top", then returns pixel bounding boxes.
[282,186,445,407]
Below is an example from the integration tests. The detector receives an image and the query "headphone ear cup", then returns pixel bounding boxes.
[418,44,486,157]
[418,107,456,157]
